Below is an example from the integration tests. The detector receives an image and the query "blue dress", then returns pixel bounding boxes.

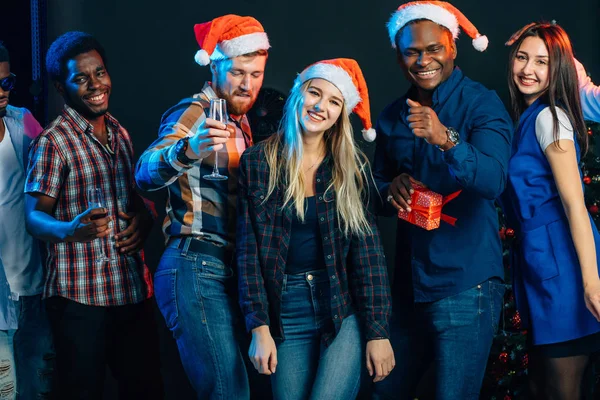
[501,98,600,346]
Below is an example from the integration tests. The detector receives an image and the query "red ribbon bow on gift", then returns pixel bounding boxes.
[404,184,462,228]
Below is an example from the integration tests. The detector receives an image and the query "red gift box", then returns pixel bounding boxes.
[397,183,461,230]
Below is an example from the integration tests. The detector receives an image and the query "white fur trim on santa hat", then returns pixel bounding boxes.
[296,63,361,113]
[362,128,376,142]
[387,3,459,48]
[209,32,270,62]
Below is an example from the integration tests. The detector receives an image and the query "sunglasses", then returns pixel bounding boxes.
[0,73,16,92]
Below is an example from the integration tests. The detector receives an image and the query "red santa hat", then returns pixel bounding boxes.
[295,58,376,142]
[193,14,270,66]
[387,1,489,52]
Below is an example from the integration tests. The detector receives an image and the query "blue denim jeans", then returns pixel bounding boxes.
[0,329,16,399]
[13,294,55,399]
[0,295,55,400]
[154,240,250,400]
[374,279,505,400]
[272,270,363,400]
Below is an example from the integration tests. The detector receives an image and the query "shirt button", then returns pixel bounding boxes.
[323,236,328,241]
[318,196,323,201]
[202,261,207,266]
[316,178,321,183]
[260,195,264,200]
[307,274,313,281]
[327,255,332,259]
[320,217,325,222]
[333,295,337,300]
[331,275,336,280]
[334,315,339,319]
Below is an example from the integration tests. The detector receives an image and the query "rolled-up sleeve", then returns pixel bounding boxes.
[135,101,205,192]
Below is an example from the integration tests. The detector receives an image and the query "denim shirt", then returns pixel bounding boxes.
[373,68,513,302]
[0,105,43,329]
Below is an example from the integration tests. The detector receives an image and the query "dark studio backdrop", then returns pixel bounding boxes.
[2,0,600,398]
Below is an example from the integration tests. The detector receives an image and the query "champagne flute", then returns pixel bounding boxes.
[203,98,229,181]
[87,187,110,264]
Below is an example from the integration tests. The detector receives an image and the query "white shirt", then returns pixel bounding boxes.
[0,120,43,296]
[535,107,575,152]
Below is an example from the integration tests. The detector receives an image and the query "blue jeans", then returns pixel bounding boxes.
[272,270,363,400]
[0,329,16,399]
[374,279,505,400]
[154,240,250,399]
[0,295,56,400]
[13,294,55,399]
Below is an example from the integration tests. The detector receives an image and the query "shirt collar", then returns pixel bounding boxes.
[199,81,251,129]
[403,67,463,113]
[62,104,121,135]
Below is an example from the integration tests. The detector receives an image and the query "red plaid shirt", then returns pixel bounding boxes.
[25,105,153,306]
[237,143,392,345]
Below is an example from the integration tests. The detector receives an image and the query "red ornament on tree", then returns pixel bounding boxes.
[522,353,529,368]
[499,227,506,240]
[590,204,599,215]
[505,228,515,239]
[504,395,512,400]
[511,311,522,329]
[499,352,509,363]
[588,126,593,136]
[584,175,592,185]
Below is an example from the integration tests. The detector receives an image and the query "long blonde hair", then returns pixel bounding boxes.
[263,79,373,237]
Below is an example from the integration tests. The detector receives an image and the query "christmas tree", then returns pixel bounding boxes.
[582,122,600,222]
[480,121,600,399]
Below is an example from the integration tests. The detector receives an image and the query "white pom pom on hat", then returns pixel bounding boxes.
[387,1,489,52]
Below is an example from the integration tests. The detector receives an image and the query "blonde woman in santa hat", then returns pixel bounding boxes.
[502,22,600,399]
[236,58,394,400]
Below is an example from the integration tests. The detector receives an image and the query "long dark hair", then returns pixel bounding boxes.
[507,22,587,154]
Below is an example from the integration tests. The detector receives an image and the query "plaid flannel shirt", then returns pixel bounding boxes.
[25,105,153,306]
[135,83,252,247]
[237,143,392,345]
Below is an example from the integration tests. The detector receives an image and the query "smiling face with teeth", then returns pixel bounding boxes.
[396,20,457,104]
[512,36,550,106]
[58,49,111,121]
[299,78,344,137]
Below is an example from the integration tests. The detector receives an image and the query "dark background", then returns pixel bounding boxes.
[2,0,600,398]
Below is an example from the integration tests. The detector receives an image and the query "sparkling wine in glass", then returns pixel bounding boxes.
[203,98,229,181]
[87,187,110,264]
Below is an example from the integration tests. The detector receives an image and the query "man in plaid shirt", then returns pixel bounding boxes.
[135,15,270,399]
[24,32,163,399]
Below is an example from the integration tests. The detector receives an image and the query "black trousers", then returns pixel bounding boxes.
[45,296,164,400]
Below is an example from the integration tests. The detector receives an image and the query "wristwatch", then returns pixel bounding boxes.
[174,137,195,165]
[437,127,460,151]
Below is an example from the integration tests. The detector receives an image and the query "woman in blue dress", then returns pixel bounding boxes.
[503,22,600,399]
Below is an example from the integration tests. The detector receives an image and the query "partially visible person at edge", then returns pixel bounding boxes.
[501,22,600,400]
[372,2,513,399]
[135,15,271,400]
[237,58,394,400]
[24,31,163,399]
[0,42,55,400]
[575,57,600,122]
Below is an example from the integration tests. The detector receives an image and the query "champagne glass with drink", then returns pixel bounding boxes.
[202,98,229,181]
[87,187,110,264]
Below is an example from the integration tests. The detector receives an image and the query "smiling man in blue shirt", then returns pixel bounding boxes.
[373,2,513,399]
